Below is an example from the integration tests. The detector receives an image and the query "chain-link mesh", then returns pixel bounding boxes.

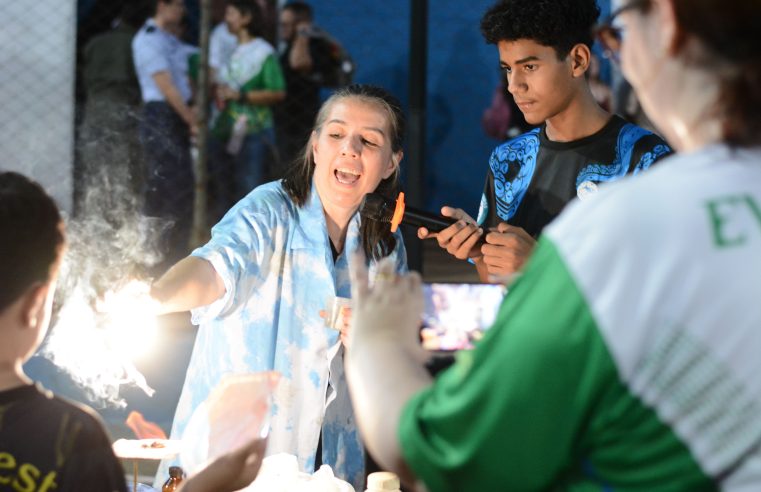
[0,0,77,211]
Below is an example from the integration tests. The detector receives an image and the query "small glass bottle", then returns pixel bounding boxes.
[162,466,184,492]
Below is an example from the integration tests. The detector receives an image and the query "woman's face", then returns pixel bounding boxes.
[620,9,652,92]
[618,1,670,126]
[311,98,401,216]
[225,5,249,36]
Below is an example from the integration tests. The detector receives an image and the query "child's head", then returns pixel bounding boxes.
[0,172,65,365]
[480,0,601,125]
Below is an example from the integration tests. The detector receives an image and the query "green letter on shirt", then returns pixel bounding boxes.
[706,195,747,248]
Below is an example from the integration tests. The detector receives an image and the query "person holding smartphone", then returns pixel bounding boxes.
[347,0,761,489]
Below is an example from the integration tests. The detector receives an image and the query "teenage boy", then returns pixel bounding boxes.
[420,0,671,282]
[0,172,262,491]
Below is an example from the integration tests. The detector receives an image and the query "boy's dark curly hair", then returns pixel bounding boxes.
[480,0,600,59]
[282,84,405,261]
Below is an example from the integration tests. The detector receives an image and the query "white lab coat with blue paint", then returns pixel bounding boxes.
[156,180,407,489]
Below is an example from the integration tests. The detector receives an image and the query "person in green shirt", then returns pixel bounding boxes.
[346,0,761,490]
[209,0,285,221]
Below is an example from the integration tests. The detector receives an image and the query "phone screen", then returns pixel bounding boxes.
[421,283,507,352]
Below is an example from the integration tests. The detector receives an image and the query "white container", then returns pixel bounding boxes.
[364,471,400,492]
[244,454,355,492]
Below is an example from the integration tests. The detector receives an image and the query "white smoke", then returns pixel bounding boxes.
[41,110,172,408]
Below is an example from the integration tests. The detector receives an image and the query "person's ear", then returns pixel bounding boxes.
[569,44,591,78]
[383,151,403,179]
[310,130,319,159]
[20,283,50,330]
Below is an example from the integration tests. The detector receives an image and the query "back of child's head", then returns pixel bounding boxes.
[480,0,600,59]
[0,172,65,313]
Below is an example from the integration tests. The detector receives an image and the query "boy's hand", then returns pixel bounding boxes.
[481,222,536,278]
[417,206,484,260]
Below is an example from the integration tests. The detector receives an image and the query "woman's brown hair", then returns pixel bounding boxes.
[649,0,761,146]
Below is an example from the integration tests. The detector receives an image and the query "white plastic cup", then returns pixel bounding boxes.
[325,296,351,331]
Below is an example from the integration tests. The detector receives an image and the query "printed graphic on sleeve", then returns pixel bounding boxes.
[575,124,669,189]
[491,129,541,222]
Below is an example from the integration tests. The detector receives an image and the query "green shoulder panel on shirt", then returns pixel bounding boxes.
[240,53,285,93]
[398,237,714,492]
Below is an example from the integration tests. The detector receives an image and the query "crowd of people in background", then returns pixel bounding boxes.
[76,0,352,271]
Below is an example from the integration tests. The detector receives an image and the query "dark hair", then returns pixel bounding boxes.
[480,0,600,59]
[153,0,176,14]
[228,0,264,38]
[0,172,65,312]
[668,0,761,146]
[282,1,313,22]
[282,84,405,261]
[121,1,152,29]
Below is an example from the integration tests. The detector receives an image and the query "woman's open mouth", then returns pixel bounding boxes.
[335,168,361,185]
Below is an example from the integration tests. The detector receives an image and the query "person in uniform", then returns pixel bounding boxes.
[132,0,196,270]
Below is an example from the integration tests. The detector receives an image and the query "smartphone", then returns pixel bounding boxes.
[421,283,507,352]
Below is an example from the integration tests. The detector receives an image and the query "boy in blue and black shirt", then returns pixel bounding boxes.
[419,0,671,282]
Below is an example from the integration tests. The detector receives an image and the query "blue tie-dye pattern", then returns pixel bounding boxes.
[154,180,407,490]
[309,370,320,389]
[322,420,364,487]
[486,129,541,223]
[576,124,654,188]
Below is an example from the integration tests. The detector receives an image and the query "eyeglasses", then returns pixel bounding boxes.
[594,0,648,64]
